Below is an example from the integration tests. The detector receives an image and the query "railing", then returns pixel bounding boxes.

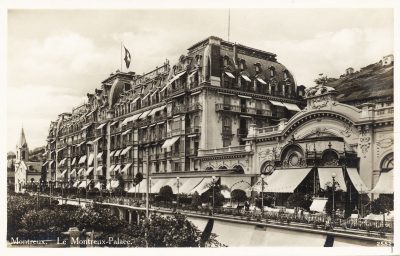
[237,128,248,137]
[187,103,202,112]
[153,114,167,123]
[187,126,201,134]
[375,107,394,117]
[171,105,187,116]
[171,151,184,158]
[255,125,280,135]
[168,129,184,137]
[215,104,271,116]
[137,119,151,127]
[198,145,249,156]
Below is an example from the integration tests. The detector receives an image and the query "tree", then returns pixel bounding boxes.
[158,185,174,203]
[114,173,125,196]
[191,191,201,209]
[370,195,393,214]
[133,172,144,185]
[286,192,312,209]
[231,189,247,206]
[200,189,225,207]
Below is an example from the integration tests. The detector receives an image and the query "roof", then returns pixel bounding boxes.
[18,128,27,147]
[25,161,42,173]
[325,62,393,103]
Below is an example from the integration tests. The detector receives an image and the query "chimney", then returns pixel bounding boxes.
[233,43,238,68]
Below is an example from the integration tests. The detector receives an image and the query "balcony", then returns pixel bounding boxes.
[167,128,184,137]
[153,113,167,123]
[171,105,187,116]
[215,104,272,116]
[187,103,202,112]
[167,84,187,97]
[187,126,201,134]
[237,128,248,137]
[171,151,184,158]
[198,145,251,156]
[137,119,151,128]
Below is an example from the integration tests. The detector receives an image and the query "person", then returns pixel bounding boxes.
[245,200,250,211]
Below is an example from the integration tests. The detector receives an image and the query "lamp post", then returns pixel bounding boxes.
[212,176,216,213]
[331,172,337,228]
[261,174,265,217]
[176,177,180,208]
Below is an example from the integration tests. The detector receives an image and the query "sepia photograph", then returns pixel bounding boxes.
[2,2,398,255]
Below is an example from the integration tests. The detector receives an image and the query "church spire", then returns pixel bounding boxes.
[18,127,28,148]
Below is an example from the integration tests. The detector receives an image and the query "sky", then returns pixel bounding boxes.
[7,8,393,151]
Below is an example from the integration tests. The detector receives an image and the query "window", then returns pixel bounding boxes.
[222,117,232,133]
[223,138,231,147]
[283,70,289,80]
[269,66,275,77]
[223,95,231,105]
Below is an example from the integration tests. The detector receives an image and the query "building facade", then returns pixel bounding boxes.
[42,36,393,209]
[14,128,42,193]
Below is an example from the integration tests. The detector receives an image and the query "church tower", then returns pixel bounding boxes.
[16,127,29,162]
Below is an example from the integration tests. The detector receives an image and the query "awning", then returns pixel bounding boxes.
[164,178,187,194]
[97,152,103,159]
[114,150,122,157]
[110,121,119,126]
[127,185,137,193]
[94,182,102,190]
[42,161,49,166]
[241,74,251,82]
[238,94,252,99]
[113,165,121,172]
[148,107,160,116]
[76,141,86,147]
[178,178,204,194]
[60,169,67,176]
[78,155,87,164]
[70,169,76,176]
[318,168,347,192]
[151,89,159,98]
[79,180,91,188]
[87,153,94,166]
[282,102,301,112]
[150,179,170,194]
[73,181,81,188]
[225,71,235,79]
[85,167,94,176]
[110,151,115,157]
[86,109,96,117]
[109,165,115,172]
[56,147,66,153]
[346,168,369,193]
[120,146,132,156]
[71,157,76,165]
[88,137,101,144]
[269,100,286,107]
[309,198,328,213]
[77,168,85,176]
[96,165,103,173]
[96,123,107,130]
[121,163,132,173]
[48,160,54,167]
[137,181,147,193]
[167,71,186,86]
[121,116,133,126]
[256,78,267,85]
[370,170,393,194]
[81,123,91,131]
[142,92,150,100]
[139,109,152,119]
[122,129,131,136]
[111,180,119,189]
[221,176,252,197]
[131,113,142,122]
[161,136,180,149]
[59,158,67,166]
[191,177,214,195]
[253,169,312,193]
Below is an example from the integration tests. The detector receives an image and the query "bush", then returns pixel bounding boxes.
[231,189,247,206]
[370,195,393,214]
[255,196,274,209]
[158,186,174,203]
[286,192,312,210]
[200,190,225,207]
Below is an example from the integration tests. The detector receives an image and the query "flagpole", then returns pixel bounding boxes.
[120,41,123,72]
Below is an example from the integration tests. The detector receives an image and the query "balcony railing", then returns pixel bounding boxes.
[187,103,202,112]
[215,104,272,116]
[198,145,250,156]
[187,126,201,134]
[167,129,184,137]
[171,105,187,116]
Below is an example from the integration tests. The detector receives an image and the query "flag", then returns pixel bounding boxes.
[124,46,131,69]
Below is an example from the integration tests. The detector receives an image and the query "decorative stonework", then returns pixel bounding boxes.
[340,123,352,138]
[376,138,393,149]
[359,137,371,158]
[257,148,274,162]
[310,95,329,110]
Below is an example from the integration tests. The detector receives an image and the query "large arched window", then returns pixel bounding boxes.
[380,153,393,172]
[281,144,305,168]
[205,166,214,171]
[321,149,339,166]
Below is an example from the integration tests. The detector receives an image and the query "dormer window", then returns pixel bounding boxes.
[223,56,229,67]
[254,63,261,73]
[269,66,276,77]
[239,60,245,70]
[283,70,289,80]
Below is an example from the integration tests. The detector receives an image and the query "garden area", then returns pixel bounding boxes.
[7,193,224,247]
